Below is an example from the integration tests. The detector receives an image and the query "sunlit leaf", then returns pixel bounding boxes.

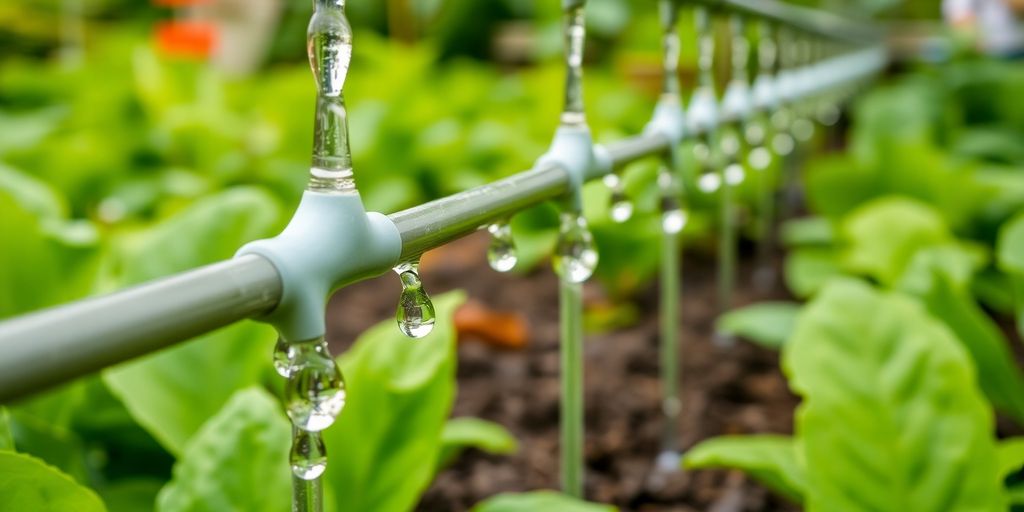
[684,435,806,502]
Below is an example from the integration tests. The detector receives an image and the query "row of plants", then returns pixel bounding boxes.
[695,58,1024,510]
[0,4,947,511]
[0,15,717,510]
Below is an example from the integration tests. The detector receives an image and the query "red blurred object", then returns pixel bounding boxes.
[454,300,529,350]
[152,0,211,6]
[155,21,217,59]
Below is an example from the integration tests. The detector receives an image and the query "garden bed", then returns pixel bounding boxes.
[327,231,800,511]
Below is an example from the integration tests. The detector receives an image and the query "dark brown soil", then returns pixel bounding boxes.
[326,231,801,512]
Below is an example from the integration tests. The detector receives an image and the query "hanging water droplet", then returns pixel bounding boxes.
[657,163,686,235]
[610,194,633,223]
[817,102,841,126]
[698,172,721,194]
[748,146,772,171]
[290,428,328,480]
[394,262,436,338]
[773,132,795,156]
[553,212,599,283]
[560,2,587,126]
[602,174,633,223]
[285,338,347,432]
[745,122,766,148]
[307,0,356,193]
[791,117,815,143]
[724,163,745,185]
[273,337,293,378]
[486,222,518,273]
[661,201,687,235]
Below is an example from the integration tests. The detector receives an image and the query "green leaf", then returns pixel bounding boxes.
[784,280,1006,512]
[0,408,12,451]
[839,197,953,287]
[781,216,834,248]
[104,322,274,456]
[100,479,163,512]
[0,190,98,319]
[110,187,283,287]
[0,451,106,512]
[156,388,290,512]
[683,435,806,502]
[715,302,801,349]
[471,491,617,512]
[105,188,282,455]
[323,291,466,512]
[899,251,1024,424]
[783,247,842,299]
[999,438,1024,479]
[437,417,518,469]
[0,163,66,220]
[997,212,1024,337]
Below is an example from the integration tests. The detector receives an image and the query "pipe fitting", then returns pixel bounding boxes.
[721,78,753,123]
[535,124,612,212]
[687,85,719,135]
[644,95,687,147]
[236,191,402,342]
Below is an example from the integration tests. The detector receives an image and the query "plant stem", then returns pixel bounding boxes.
[559,277,584,498]
[291,473,323,512]
[659,224,681,454]
[717,157,736,327]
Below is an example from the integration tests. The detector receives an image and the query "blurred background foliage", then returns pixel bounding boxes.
[0,0,945,305]
[3,0,1019,510]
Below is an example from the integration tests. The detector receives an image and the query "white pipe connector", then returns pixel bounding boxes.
[687,85,719,135]
[752,73,778,113]
[535,125,612,212]
[721,79,753,123]
[236,192,402,342]
[644,95,687,148]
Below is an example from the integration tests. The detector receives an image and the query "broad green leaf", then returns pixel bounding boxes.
[6,383,91,483]
[0,451,106,512]
[156,388,290,512]
[715,302,800,349]
[0,163,66,219]
[973,268,1015,315]
[104,322,274,456]
[437,417,518,469]
[323,291,466,512]
[781,216,834,248]
[997,212,1024,337]
[100,479,163,512]
[839,197,953,286]
[900,252,1024,424]
[999,438,1024,479]
[0,191,98,319]
[0,408,12,451]
[784,280,1005,512]
[783,247,842,298]
[1009,485,1024,507]
[105,188,282,455]
[683,435,806,502]
[471,491,617,512]
[110,187,283,287]
[897,243,986,294]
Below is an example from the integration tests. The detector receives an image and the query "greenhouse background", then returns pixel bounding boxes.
[2,0,1024,511]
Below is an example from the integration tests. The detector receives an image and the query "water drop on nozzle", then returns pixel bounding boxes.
[394,263,436,338]
[284,339,347,432]
[553,212,598,283]
[290,429,328,480]
[273,337,293,378]
[486,222,518,273]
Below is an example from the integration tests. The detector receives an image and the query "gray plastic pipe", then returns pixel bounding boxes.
[0,45,887,403]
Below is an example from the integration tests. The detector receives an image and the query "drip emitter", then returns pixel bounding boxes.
[235,1,402,510]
